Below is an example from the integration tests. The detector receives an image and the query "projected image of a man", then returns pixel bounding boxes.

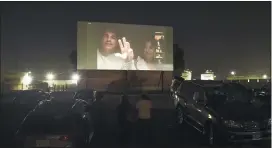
[100,29,118,55]
[97,27,135,70]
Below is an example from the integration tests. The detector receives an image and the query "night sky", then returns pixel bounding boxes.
[1,2,271,77]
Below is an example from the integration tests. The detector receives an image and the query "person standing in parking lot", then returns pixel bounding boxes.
[117,95,135,147]
[136,94,153,146]
[91,91,106,134]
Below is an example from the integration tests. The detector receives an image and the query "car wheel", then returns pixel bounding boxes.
[176,106,184,124]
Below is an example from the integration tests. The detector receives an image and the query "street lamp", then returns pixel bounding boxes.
[230,71,236,76]
[46,72,55,80]
[262,74,268,79]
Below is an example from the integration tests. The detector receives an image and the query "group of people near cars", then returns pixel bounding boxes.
[92,92,153,147]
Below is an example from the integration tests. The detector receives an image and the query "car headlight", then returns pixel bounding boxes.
[223,120,243,128]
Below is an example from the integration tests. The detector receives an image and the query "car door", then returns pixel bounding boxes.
[178,82,198,122]
[183,84,205,130]
[76,101,94,129]
[192,87,210,128]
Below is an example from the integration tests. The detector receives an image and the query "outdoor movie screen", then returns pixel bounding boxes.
[77,22,173,71]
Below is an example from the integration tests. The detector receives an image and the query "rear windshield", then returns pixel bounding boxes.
[171,80,181,90]
[74,90,94,100]
[21,115,75,135]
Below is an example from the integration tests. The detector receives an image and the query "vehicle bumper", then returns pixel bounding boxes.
[222,129,271,143]
[18,135,74,148]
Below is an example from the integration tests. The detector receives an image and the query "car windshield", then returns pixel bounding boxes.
[223,84,253,103]
[74,90,94,100]
[171,79,182,91]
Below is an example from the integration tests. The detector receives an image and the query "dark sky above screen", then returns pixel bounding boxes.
[77,22,173,71]
[1,2,271,76]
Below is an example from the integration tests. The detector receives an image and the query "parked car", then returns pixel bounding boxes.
[172,80,271,145]
[15,98,94,148]
[1,89,52,130]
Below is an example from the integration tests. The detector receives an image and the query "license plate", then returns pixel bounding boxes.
[252,133,261,140]
[36,140,50,147]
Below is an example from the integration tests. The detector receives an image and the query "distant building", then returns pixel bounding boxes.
[42,80,77,92]
[201,70,215,80]
[226,75,270,80]
[2,71,24,92]
[181,69,192,80]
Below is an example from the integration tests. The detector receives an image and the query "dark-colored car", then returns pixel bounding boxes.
[15,98,94,148]
[173,80,271,145]
[1,90,52,130]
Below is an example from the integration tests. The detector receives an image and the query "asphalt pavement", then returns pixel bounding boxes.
[0,91,270,148]
[90,93,271,148]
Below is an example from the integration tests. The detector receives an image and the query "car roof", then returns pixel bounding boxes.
[187,80,224,88]
[30,100,76,117]
[173,76,184,81]
[76,89,94,93]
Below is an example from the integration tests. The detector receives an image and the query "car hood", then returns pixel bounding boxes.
[216,101,270,121]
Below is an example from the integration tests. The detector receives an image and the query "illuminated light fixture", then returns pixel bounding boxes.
[71,73,80,84]
[46,72,55,80]
[230,71,236,76]
[262,74,268,79]
[21,72,33,85]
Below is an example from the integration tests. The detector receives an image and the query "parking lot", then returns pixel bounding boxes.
[89,93,271,148]
[0,91,270,148]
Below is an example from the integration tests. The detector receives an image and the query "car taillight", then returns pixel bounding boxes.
[59,135,69,141]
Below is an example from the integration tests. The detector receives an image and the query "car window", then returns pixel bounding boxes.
[193,86,206,103]
[176,82,183,93]
[180,82,196,101]
[221,84,252,103]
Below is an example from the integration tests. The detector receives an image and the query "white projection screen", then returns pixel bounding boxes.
[77,22,173,71]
